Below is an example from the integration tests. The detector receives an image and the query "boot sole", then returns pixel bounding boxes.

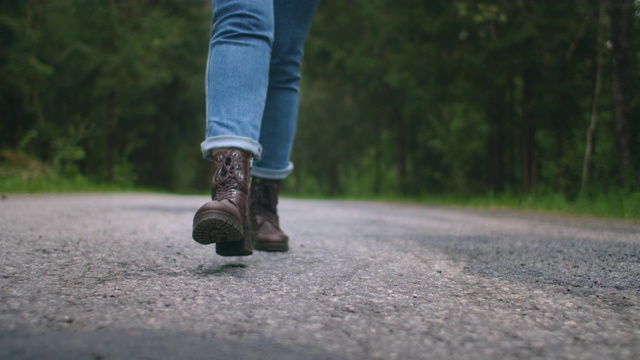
[254,242,289,252]
[192,210,242,244]
[217,214,253,256]
[192,210,253,257]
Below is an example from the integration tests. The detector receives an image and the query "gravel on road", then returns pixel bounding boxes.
[0,193,638,359]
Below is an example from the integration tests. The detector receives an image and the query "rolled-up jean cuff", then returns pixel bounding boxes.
[200,135,262,161]
[251,162,294,180]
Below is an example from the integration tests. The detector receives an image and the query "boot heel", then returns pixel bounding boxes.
[216,212,253,256]
[192,210,243,245]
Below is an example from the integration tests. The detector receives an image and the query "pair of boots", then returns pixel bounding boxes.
[192,148,288,256]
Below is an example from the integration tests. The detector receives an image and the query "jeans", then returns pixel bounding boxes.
[200,0,319,180]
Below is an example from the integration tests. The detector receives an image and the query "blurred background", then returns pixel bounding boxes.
[1,1,638,216]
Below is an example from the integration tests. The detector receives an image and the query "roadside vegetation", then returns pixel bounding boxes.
[0,149,132,193]
[427,192,640,220]
[2,153,637,220]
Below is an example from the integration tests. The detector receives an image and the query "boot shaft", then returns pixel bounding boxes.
[249,177,289,252]
[249,177,282,217]
[211,148,252,214]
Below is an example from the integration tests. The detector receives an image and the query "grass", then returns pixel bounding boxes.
[4,178,638,221]
[419,191,640,221]
[282,189,640,221]
[0,176,133,194]
[2,155,637,221]
[0,149,144,194]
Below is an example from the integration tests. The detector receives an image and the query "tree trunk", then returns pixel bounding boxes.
[488,99,505,194]
[607,0,633,187]
[32,90,44,126]
[373,114,383,195]
[522,67,539,194]
[107,92,118,183]
[394,109,407,196]
[581,1,606,195]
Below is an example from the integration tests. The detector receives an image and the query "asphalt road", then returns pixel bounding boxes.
[0,193,638,359]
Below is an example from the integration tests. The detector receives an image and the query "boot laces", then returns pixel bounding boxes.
[212,153,245,201]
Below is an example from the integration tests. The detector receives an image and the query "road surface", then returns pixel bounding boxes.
[0,193,638,359]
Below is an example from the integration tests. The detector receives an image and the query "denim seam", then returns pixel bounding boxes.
[201,135,262,160]
[251,162,294,180]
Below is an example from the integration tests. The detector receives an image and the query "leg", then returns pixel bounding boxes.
[252,0,319,178]
[250,0,319,252]
[193,0,275,256]
[200,0,275,160]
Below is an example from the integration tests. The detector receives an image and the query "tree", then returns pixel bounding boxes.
[607,0,635,188]
[581,1,606,196]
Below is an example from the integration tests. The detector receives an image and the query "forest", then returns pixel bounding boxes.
[1,1,639,210]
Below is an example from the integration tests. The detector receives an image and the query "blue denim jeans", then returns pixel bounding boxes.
[200,0,319,180]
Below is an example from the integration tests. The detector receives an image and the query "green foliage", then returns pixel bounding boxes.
[1,0,638,219]
[295,0,639,200]
[1,0,211,191]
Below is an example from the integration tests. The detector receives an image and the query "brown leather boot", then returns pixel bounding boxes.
[192,148,253,256]
[249,177,289,252]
